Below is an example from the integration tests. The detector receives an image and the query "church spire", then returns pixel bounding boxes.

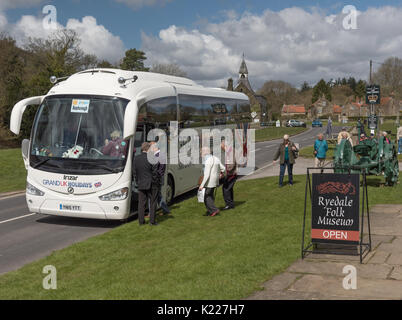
[239,53,248,77]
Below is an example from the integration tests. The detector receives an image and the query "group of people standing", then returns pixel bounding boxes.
[133,140,238,225]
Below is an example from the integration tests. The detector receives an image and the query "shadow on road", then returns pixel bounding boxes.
[35,215,123,228]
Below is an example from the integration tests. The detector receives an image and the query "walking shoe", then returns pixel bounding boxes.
[210,210,220,217]
[150,222,159,226]
[222,206,234,210]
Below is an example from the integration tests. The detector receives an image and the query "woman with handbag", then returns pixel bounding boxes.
[273,134,298,187]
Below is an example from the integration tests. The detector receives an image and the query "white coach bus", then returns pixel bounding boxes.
[10,69,250,220]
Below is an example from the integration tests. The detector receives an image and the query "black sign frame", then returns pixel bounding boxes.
[366,85,381,105]
[301,168,372,263]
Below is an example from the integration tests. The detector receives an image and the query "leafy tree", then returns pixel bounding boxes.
[312,79,332,103]
[300,81,311,92]
[355,79,366,99]
[347,77,357,92]
[120,49,149,71]
[0,29,108,141]
[0,35,28,137]
[97,60,115,68]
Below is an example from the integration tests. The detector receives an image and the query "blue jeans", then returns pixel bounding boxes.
[399,138,402,154]
[279,160,293,186]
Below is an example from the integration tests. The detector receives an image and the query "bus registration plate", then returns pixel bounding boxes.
[60,204,81,211]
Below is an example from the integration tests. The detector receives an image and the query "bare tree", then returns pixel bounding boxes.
[150,63,187,77]
[373,56,402,97]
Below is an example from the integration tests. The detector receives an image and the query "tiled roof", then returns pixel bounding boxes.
[351,102,369,108]
[333,105,342,113]
[381,97,392,105]
[282,104,306,113]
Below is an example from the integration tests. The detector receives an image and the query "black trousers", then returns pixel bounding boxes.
[204,187,218,214]
[222,176,237,208]
[138,186,158,225]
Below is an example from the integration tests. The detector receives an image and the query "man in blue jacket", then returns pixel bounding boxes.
[314,133,328,168]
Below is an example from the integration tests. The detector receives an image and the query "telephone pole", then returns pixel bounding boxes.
[369,60,373,85]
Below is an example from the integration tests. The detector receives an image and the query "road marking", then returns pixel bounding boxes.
[0,213,36,225]
[0,192,25,201]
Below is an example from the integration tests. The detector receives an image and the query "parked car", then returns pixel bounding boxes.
[312,119,323,127]
[286,119,306,127]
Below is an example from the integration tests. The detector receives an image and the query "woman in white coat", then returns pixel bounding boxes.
[199,147,226,216]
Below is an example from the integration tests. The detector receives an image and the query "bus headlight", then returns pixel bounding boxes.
[99,188,128,201]
[26,182,45,196]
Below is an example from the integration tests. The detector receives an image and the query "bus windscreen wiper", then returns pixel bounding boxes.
[86,163,124,173]
[32,158,50,168]
[33,158,64,169]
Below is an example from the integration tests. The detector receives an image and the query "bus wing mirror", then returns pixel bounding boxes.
[21,139,30,170]
[10,96,45,135]
[123,100,138,139]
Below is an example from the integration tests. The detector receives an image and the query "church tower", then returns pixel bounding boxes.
[237,54,254,93]
[230,54,268,121]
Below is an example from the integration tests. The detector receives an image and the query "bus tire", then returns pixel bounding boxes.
[166,175,175,205]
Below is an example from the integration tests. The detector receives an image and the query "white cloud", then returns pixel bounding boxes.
[114,0,172,10]
[142,6,402,89]
[66,16,126,63]
[10,15,61,44]
[2,12,125,64]
[0,11,7,29]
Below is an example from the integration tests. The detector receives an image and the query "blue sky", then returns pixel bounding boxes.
[3,0,402,53]
[1,0,402,88]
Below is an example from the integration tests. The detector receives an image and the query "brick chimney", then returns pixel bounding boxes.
[227,78,233,91]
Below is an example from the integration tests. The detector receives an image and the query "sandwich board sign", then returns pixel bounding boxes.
[311,173,360,245]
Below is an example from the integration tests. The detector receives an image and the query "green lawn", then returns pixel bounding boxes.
[299,144,336,159]
[0,174,401,300]
[0,149,26,193]
[256,126,307,142]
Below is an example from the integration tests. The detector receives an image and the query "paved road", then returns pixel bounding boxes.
[0,126,341,275]
[252,126,341,170]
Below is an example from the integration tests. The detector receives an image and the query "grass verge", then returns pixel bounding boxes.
[256,126,307,142]
[0,174,401,299]
[0,149,26,193]
[299,144,336,160]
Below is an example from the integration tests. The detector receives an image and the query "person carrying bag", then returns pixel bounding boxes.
[198,147,225,216]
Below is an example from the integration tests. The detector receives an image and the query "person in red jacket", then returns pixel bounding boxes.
[102,130,128,158]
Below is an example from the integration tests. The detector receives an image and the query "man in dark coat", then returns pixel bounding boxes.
[150,142,170,214]
[133,142,159,226]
